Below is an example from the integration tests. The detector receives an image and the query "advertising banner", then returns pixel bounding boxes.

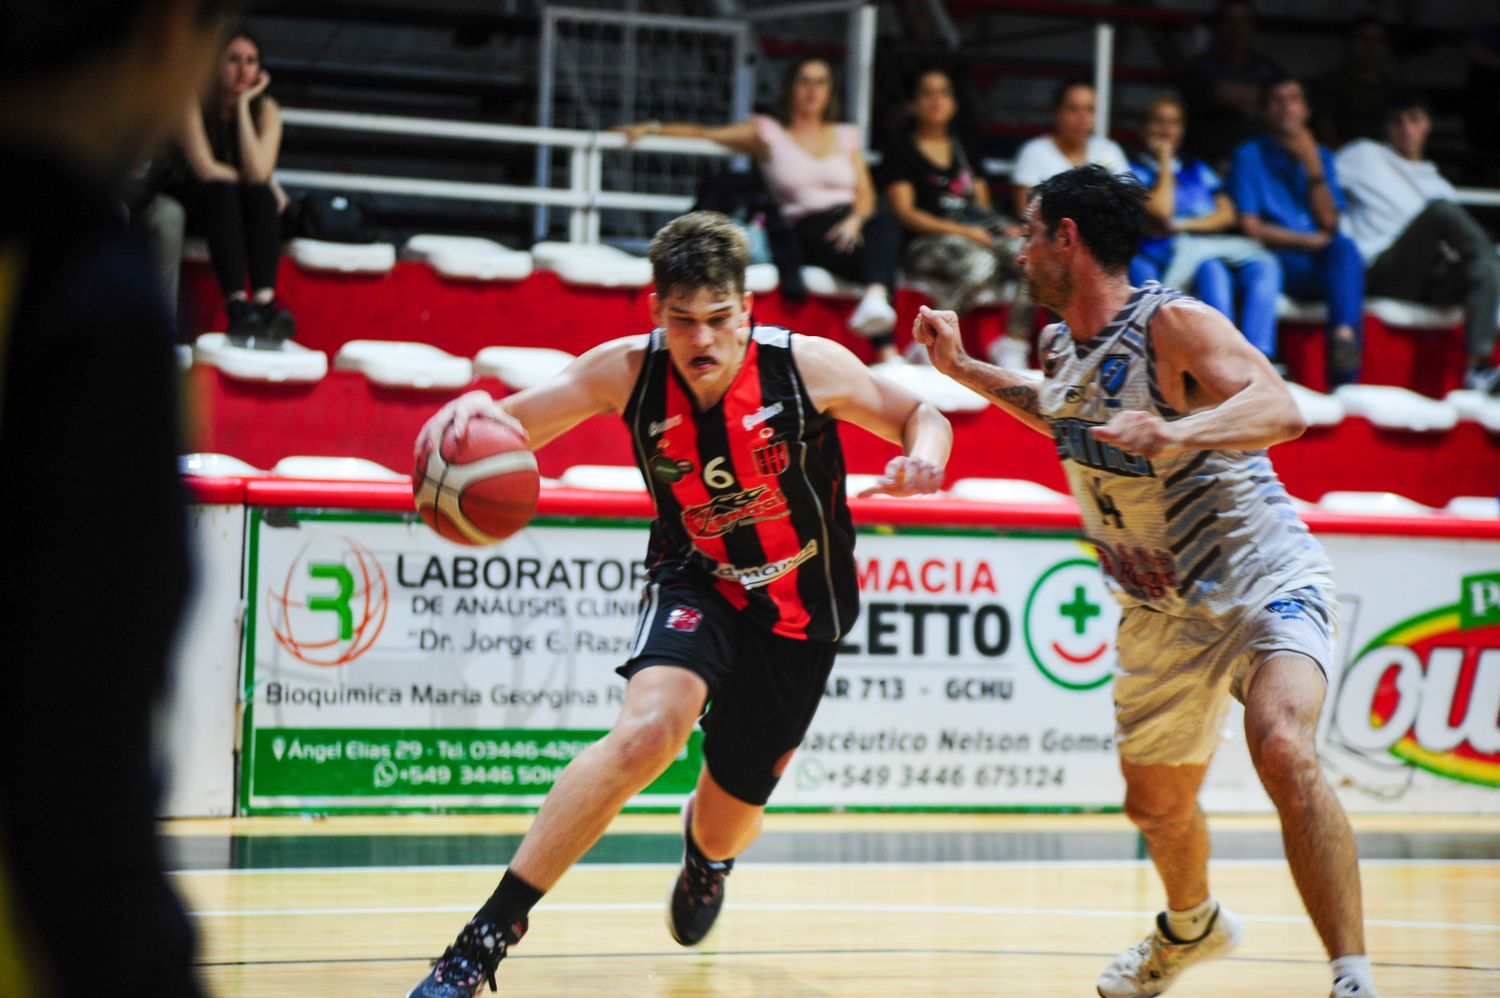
[243,510,698,812]
[241,509,1121,812]
[240,506,1500,813]
[1204,536,1500,813]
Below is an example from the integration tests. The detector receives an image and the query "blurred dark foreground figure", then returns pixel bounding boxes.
[0,0,244,993]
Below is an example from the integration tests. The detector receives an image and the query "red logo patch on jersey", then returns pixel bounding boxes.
[665,606,703,632]
[752,439,790,476]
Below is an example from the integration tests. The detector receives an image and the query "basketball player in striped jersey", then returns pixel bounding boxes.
[914,166,1379,998]
[407,211,951,997]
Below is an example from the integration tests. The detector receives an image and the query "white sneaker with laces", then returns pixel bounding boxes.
[1331,976,1380,998]
[990,335,1030,371]
[1096,905,1243,997]
[848,292,896,337]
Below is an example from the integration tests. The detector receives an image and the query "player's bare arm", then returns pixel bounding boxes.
[415,336,646,458]
[1092,298,1306,459]
[912,305,1052,435]
[793,334,952,496]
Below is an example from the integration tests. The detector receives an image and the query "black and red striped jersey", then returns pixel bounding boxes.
[624,324,859,642]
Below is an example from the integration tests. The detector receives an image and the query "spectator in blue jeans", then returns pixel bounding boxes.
[1230,76,1365,386]
[1130,94,1281,360]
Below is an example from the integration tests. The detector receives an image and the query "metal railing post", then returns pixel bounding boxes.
[537,9,558,242]
[1093,21,1114,140]
[569,146,589,244]
[849,2,877,147]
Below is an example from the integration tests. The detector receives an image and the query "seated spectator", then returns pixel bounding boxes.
[996,79,1128,369]
[1313,17,1400,150]
[1337,92,1500,394]
[1181,0,1285,171]
[885,68,1025,336]
[617,57,902,363]
[164,27,292,344]
[1230,76,1365,386]
[1130,94,1281,361]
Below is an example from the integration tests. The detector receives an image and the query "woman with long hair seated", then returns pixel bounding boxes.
[169,26,293,344]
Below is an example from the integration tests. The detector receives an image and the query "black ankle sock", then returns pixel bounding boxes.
[476,870,544,937]
[684,824,734,869]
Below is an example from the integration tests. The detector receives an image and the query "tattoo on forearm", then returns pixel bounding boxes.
[986,382,1040,415]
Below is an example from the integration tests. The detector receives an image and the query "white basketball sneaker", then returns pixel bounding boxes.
[1096,905,1243,997]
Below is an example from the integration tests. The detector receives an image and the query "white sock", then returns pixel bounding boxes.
[1331,954,1373,986]
[1164,896,1218,942]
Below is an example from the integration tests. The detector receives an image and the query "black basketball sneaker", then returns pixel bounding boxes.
[667,794,734,946]
[408,915,525,998]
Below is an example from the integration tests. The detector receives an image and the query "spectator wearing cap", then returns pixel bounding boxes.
[1230,76,1365,386]
[1337,92,1500,394]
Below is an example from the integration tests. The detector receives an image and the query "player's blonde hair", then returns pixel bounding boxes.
[648,211,749,299]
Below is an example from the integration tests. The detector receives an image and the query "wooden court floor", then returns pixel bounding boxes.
[164,813,1500,997]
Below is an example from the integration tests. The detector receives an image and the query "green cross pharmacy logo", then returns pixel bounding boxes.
[1023,558,1119,690]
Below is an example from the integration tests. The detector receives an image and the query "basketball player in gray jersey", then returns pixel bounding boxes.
[915,165,1378,998]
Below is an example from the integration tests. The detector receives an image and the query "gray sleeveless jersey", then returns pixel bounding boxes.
[1037,282,1333,620]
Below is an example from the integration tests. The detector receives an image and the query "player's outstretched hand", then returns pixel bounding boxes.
[414,390,529,461]
[912,305,968,375]
[857,455,944,498]
[1090,410,1180,459]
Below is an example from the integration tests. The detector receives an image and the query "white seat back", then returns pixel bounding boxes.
[193,333,328,384]
[334,340,473,390]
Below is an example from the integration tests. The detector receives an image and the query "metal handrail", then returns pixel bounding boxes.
[279,107,730,243]
[277,107,1500,246]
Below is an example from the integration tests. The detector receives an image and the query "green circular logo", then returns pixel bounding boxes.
[1023,558,1118,690]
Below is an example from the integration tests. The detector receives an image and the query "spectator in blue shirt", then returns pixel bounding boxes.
[1230,76,1365,386]
[1130,94,1281,359]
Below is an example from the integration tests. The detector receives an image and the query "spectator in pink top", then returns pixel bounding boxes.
[618,57,903,362]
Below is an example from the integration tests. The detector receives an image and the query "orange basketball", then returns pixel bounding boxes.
[413,420,539,545]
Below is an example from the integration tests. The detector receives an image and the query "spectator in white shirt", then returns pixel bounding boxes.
[993,80,1130,369]
[1337,92,1500,394]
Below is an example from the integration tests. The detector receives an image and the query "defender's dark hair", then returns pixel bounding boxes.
[1028,165,1147,275]
[1051,78,1094,113]
[774,56,841,126]
[0,0,245,84]
[648,211,749,298]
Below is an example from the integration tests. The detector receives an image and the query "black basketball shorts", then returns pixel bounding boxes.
[617,568,839,806]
